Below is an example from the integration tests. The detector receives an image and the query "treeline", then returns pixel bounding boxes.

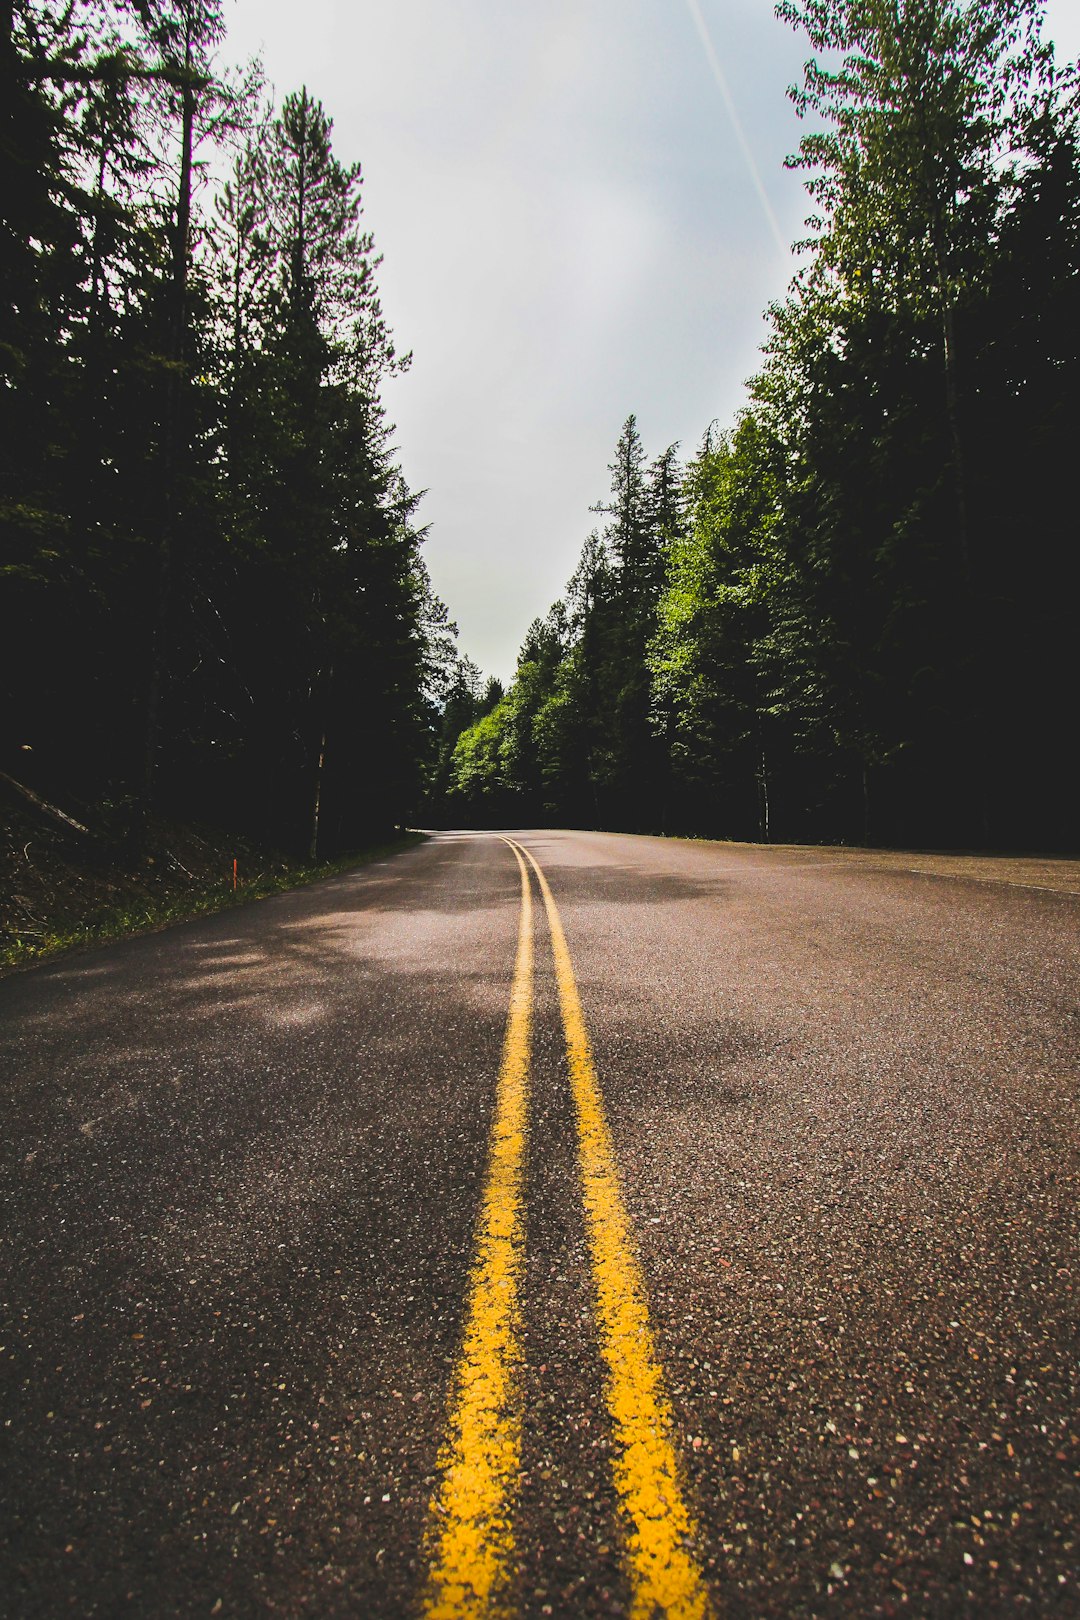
[2,0,454,858]
[436,0,1079,851]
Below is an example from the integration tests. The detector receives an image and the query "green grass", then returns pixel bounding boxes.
[0,832,426,975]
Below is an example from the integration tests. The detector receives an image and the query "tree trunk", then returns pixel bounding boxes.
[89,118,110,333]
[292,86,308,308]
[142,21,196,819]
[937,265,990,843]
[757,743,771,844]
[0,0,14,87]
[309,730,326,861]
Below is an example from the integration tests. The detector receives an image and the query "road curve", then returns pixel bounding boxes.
[1,828,1077,1617]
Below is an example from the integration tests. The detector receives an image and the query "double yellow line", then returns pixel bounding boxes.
[422,838,712,1619]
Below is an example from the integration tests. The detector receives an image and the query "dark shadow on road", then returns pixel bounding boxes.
[0,832,731,1038]
[0,842,525,1615]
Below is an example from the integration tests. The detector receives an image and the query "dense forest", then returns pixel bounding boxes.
[436,0,1079,851]
[5,0,1077,867]
[2,0,455,860]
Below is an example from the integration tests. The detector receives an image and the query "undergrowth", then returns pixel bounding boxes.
[1,786,424,975]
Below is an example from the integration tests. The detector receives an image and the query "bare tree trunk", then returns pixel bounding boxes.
[309,731,326,861]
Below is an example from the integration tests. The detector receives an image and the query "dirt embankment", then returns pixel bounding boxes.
[1,775,417,973]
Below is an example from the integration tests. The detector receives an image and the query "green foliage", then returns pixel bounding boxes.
[441,0,1078,849]
[6,0,1075,855]
[443,420,680,829]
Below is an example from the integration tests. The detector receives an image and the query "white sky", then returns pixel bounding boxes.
[223,0,1080,684]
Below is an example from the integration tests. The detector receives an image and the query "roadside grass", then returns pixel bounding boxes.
[1,828,426,976]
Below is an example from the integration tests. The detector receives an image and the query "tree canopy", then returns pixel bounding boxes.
[435,0,1078,850]
[2,0,453,857]
[6,0,1075,856]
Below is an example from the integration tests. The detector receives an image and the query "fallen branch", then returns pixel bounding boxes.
[0,772,91,836]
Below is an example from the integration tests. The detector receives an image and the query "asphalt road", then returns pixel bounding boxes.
[1,829,1077,1618]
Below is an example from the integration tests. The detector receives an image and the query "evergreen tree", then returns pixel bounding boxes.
[776,0,1065,834]
[3,4,448,858]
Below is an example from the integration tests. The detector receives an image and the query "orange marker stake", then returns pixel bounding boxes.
[232,857,237,891]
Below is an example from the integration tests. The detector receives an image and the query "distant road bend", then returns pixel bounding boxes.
[1,829,1077,1617]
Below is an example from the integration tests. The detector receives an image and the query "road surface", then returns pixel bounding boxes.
[1,829,1077,1617]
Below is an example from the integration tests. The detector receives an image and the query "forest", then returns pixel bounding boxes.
[2,0,455,863]
[436,0,1079,852]
[4,0,1078,876]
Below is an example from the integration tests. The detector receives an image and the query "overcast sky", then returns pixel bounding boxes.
[223,0,1080,684]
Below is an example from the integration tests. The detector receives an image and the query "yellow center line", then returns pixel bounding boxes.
[511,839,714,1620]
[421,838,533,1619]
